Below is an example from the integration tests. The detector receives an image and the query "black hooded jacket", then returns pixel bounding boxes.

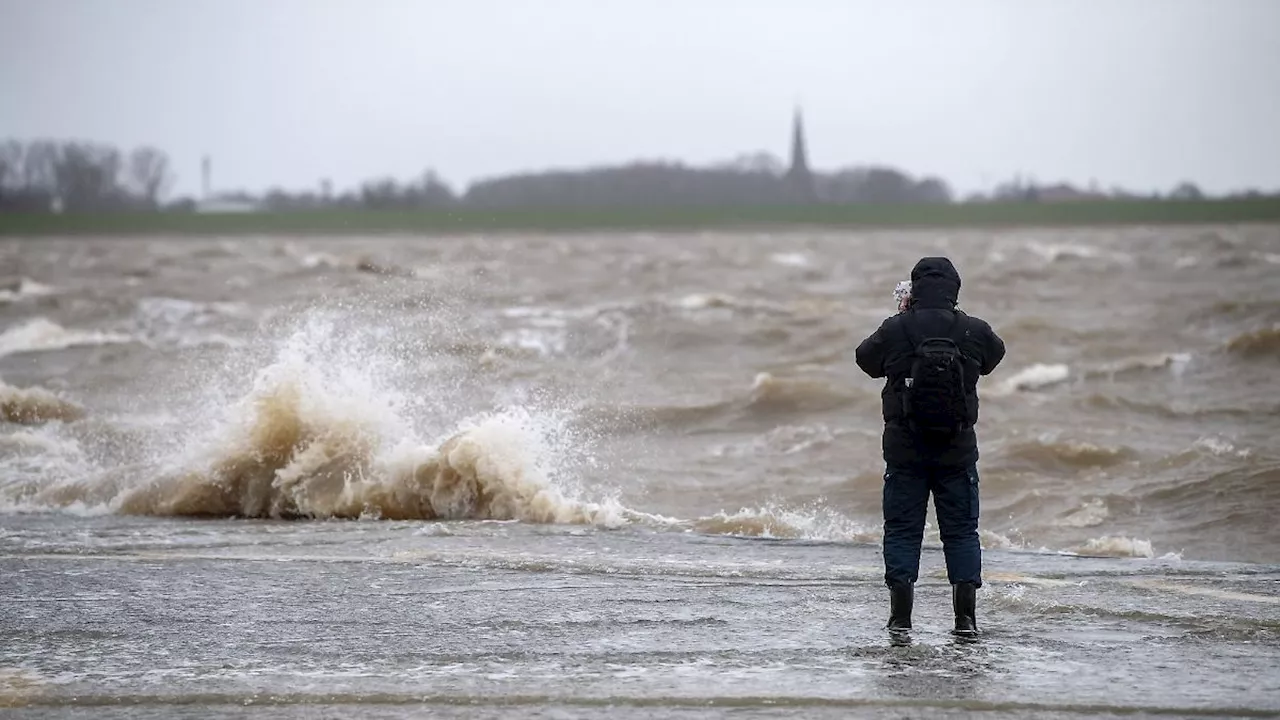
[855,257,1005,468]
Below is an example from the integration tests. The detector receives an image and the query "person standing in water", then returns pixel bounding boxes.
[855,257,1005,635]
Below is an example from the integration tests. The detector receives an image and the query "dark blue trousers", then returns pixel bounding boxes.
[882,464,982,588]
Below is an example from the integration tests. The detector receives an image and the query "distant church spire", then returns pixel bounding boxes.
[786,107,816,201]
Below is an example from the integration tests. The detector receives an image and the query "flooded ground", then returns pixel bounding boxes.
[4,515,1279,718]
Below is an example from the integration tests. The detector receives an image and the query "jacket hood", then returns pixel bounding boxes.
[909,256,961,308]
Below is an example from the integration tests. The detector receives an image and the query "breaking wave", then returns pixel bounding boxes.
[115,404,635,525]
[1188,436,1251,459]
[0,379,85,425]
[769,252,810,268]
[23,321,634,525]
[1083,352,1192,377]
[746,372,865,414]
[0,277,56,304]
[689,503,877,543]
[1224,327,1280,358]
[0,318,134,358]
[990,363,1071,395]
[1002,437,1137,472]
[1068,536,1155,559]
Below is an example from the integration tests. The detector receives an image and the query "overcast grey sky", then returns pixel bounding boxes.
[3,0,1278,198]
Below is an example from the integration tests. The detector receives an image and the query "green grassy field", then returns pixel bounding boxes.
[3,198,1279,236]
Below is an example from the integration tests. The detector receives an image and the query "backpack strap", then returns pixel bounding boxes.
[945,311,966,345]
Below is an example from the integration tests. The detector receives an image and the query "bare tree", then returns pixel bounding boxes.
[21,140,59,194]
[128,146,174,207]
[418,169,456,206]
[914,176,954,204]
[0,141,55,211]
[53,142,125,211]
[0,140,20,192]
[1169,181,1204,201]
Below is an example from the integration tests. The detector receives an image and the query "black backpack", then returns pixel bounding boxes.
[900,311,972,437]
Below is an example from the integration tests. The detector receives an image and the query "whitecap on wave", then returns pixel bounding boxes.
[0,278,56,304]
[0,318,135,358]
[989,363,1070,395]
[0,378,84,425]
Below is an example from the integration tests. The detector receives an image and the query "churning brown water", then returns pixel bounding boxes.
[1,227,1278,717]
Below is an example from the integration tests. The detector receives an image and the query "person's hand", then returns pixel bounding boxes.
[893,281,912,313]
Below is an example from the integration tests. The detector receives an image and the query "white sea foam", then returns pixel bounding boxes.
[1191,436,1251,459]
[769,252,810,268]
[990,363,1071,395]
[1068,535,1155,558]
[1026,241,1132,266]
[690,502,877,543]
[1088,352,1192,377]
[0,318,135,358]
[0,277,57,304]
[130,297,254,349]
[1057,498,1111,528]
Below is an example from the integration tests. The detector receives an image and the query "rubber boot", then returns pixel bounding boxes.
[887,584,913,632]
[952,582,978,635]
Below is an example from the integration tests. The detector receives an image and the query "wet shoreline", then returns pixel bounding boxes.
[4,516,1279,718]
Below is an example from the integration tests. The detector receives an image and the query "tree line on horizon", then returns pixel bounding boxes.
[1,138,1271,214]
